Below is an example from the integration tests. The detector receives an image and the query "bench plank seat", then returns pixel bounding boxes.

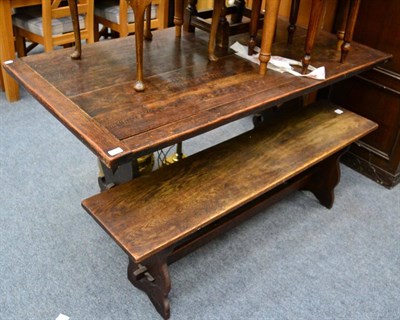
[82,101,377,319]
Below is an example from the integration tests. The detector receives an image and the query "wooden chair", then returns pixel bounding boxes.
[12,0,94,57]
[287,0,361,71]
[258,0,361,75]
[93,0,167,40]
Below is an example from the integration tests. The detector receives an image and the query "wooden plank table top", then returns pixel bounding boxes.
[4,22,391,168]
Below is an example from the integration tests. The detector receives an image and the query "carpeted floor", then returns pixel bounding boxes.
[1,83,399,320]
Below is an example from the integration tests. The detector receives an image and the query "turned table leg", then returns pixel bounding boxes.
[128,252,172,319]
[68,0,81,59]
[126,0,152,92]
[248,0,262,55]
[287,0,300,44]
[341,0,361,63]
[301,0,324,74]
[259,0,281,75]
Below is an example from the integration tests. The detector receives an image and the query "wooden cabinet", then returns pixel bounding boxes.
[329,0,400,188]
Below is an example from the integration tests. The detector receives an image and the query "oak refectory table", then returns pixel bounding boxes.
[3,24,390,186]
[3,22,391,319]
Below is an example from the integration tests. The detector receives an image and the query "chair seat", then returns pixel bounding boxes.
[13,5,86,36]
[95,0,158,24]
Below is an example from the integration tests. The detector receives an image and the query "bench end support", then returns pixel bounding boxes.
[302,148,347,209]
[127,252,172,319]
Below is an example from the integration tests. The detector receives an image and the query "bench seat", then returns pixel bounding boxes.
[82,100,377,319]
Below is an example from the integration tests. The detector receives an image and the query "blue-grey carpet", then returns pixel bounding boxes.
[1,85,399,320]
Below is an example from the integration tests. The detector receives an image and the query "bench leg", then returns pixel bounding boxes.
[128,253,172,319]
[302,148,348,209]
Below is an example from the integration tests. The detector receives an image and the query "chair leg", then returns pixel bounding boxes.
[94,17,101,42]
[287,0,301,44]
[301,0,324,74]
[231,0,246,24]
[68,0,81,59]
[259,0,281,75]
[208,0,225,61]
[183,0,197,33]
[145,4,153,41]
[248,0,262,55]
[14,27,27,57]
[340,0,361,63]
[335,0,350,51]
[174,0,184,37]
[127,0,152,92]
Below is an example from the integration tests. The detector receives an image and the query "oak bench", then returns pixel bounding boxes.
[82,101,377,319]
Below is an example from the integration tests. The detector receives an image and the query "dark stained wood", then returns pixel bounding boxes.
[340,0,361,63]
[4,23,390,169]
[248,0,262,54]
[302,0,324,73]
[82,102,377,264]
[335,0,350,50]
[82,101,377,319]
[287,0,300,44]
[286,0,361,70]
[330,0,400,188]
[127,252,172,319]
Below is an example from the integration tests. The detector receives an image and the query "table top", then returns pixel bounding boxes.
[4,22,391,168]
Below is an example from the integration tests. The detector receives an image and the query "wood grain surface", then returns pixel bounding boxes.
[4,22,390,167]
[82,101,377,263]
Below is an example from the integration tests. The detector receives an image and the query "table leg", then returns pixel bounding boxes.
[127,0,152,92]
[341,0,361,63]
[287,0,301,44]
[98,159,140,191]
[68,0,82,59]
[259,0,281,75]
[0,0,20,101]
[301,0,324,74]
